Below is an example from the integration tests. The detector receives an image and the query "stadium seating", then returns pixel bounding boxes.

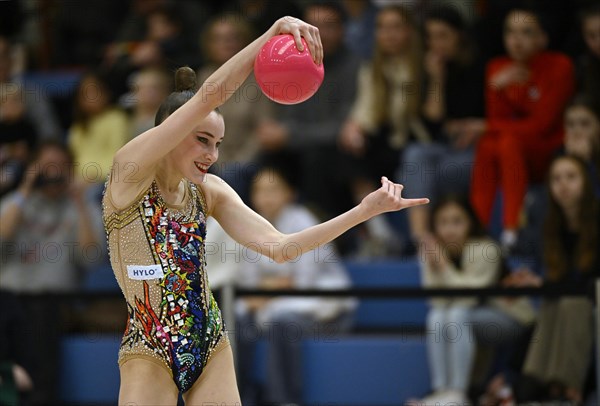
[59,335,121,404]
[345,260,428,329]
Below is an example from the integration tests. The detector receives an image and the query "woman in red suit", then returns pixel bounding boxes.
[470,8,575,249]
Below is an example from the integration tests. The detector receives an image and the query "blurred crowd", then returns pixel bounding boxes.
[0,0,599,405]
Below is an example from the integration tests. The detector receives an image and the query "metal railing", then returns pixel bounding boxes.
[226,282,599,394]
[11,280,600,394]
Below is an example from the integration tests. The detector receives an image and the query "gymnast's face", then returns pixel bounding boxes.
[167,111,224,183]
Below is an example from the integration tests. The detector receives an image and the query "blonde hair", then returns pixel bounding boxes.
[371,6,422,127]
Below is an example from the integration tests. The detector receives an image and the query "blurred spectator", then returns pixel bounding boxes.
[0,141,104,404]
[228,0,302,34]
[112,0,169,43]
[204,217,238,289]
[135,5,199,68]
[516,155,599,404]
[339,5,427,255]
[509,97,600,279]
[563,98,600,196]
[121,67,172,139]
[0,83,38,198]
[577,4,600,111]
[198,13,273,202]
[105,3,202,97]
[414,195,502,405]
[0,140,103,290]
[0,291,34,406]
[470,0,586,58]
[471,265,537,406]
[236,166,355,406]
[471,0,524,63]
[398,5,484,245]
[68,71,129,189]
[0,36,62,140]
[470,8,575,251]
[340,5,427,167]
[52,0,124,67]
[255,2,360,218]
[114,0,209,49]
[342,0,377,60]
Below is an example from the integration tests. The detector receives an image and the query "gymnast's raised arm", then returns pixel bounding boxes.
[108,17,322,208]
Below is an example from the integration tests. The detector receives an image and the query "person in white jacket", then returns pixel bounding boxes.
[417,195,503,405]
[235,166,356,406]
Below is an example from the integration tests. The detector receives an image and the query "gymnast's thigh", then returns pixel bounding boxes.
[118,357,179,406]
[182,344,241,406]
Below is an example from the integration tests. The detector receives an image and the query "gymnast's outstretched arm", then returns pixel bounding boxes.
[205,174,429,263]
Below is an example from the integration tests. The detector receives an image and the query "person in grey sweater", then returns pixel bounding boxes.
[0,140,104,404]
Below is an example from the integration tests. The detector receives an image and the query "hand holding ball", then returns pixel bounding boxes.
[254,34,325,105]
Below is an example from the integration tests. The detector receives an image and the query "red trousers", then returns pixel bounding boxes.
[470,131,556,229]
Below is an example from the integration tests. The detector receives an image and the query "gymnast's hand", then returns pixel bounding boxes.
[360,177,429,218]
[271,16,323,65]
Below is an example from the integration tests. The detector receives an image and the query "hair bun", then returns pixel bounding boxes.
[174,66,197,92]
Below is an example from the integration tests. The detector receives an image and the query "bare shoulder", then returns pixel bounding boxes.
[196,174,238,216]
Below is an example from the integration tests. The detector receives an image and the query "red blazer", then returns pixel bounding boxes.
[485,51,575,151]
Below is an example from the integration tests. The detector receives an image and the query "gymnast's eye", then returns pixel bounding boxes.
[197,136,208,144]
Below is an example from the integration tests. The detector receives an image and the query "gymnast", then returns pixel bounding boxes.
[102,16,429,405]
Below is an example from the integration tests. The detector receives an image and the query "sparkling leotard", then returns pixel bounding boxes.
[102,178,228,392]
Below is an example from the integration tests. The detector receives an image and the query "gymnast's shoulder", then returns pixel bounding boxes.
[193,173,241,217]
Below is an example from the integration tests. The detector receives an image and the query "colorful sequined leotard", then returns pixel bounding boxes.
[102,178,228,392]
